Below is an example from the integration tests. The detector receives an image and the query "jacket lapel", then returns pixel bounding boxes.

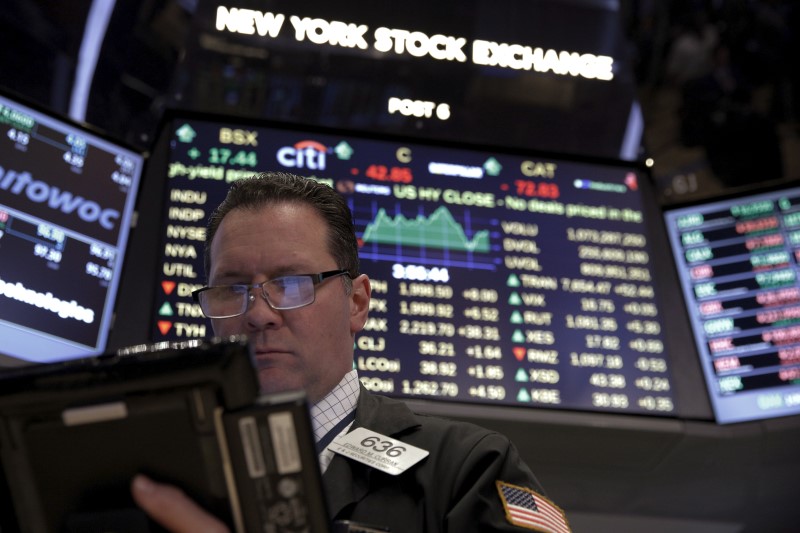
[322,386,421,520]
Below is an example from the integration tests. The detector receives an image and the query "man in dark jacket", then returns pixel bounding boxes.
[132,172,570,533]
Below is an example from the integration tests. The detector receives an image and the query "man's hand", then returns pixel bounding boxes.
[131,475,230,533]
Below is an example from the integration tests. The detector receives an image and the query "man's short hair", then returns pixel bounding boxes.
[204,172,360,285]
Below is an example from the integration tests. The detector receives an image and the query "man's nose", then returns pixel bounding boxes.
[244,287,282,327]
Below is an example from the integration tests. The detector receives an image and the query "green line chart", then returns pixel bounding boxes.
[361,205,490,253]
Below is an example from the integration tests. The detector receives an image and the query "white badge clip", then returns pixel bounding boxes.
[329,427,429,475]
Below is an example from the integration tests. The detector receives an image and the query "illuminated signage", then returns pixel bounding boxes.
[387,98,451,120]
[276,140,328,170]
[664,187,800,423]
[215,6,615,81]
[0,168,121,230]
[0,93,143,364]
[154,118,676,418]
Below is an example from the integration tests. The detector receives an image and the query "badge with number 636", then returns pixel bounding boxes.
[330,427,429,475]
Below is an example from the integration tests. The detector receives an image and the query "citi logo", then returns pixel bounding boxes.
[276,140,327,170]
[0,166,120,230]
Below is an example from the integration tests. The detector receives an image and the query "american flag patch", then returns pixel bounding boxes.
[496,481,571,533]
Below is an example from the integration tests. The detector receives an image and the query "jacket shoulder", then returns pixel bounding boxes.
[359,390,515,453]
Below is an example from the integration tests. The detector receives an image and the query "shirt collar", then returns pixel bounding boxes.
[310,369,360,443]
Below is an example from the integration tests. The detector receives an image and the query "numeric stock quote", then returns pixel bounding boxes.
[154,119,676,416]
[665,185,800,424]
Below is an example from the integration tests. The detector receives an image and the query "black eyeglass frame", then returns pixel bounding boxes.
[191,269,351,318]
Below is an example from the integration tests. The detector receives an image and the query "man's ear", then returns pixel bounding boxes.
[349,274,371,334]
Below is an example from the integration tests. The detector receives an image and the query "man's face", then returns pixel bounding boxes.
[207,202,370,403]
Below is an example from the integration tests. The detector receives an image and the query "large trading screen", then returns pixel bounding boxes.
[154,118,676,416]
[664,185,800,424]
[0,93,143,364]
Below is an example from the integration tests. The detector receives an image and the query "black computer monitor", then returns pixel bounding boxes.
[0,91,144,365]
[150,114,679,418]
[663,181,800,423]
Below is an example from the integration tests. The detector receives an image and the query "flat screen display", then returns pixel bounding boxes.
[0,93,143,364]
[154,117,676,416]
[664,184,800,423]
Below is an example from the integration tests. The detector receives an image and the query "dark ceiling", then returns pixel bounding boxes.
[1,0,796,206]
[626,0,799,204]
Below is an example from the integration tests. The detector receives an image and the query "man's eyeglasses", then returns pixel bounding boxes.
[192,269,351,318]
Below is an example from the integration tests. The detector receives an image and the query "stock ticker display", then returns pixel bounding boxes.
[154,119,676,415]
[664,186,800,423]
[0,93,143,363]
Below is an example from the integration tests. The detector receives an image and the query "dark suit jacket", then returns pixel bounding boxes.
[323,387,552,532]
